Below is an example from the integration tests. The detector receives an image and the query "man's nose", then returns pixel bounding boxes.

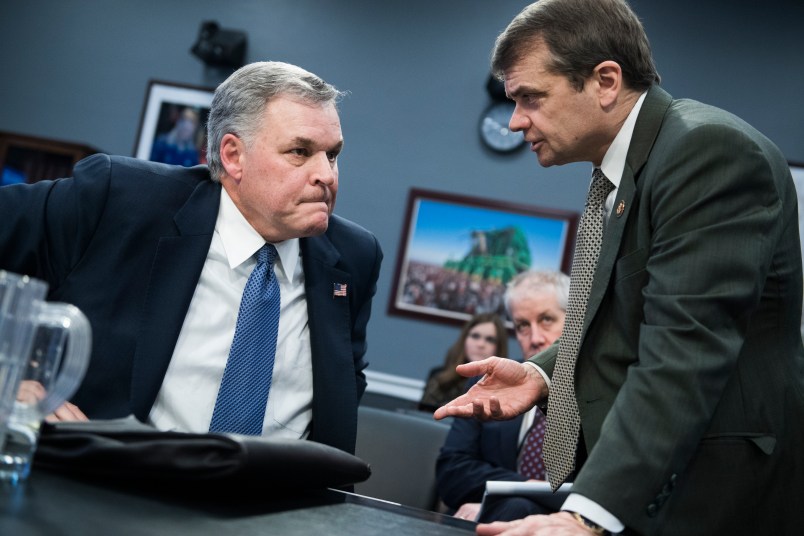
[509,104,528,133]
[529,326,546,347]
[312,153,336,184]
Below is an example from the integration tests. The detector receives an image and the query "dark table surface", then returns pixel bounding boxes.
[0,468,477,536]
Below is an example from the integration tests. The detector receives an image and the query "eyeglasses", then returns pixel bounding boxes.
[468,332,498,345]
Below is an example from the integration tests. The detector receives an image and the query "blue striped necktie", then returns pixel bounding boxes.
[209,243,280,435]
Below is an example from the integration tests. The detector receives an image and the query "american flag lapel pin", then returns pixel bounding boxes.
[333,283,348,298]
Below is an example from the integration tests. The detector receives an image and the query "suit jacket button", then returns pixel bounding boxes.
[647,503,658,517]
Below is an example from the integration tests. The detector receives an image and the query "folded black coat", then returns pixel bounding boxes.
[34,417,371,490]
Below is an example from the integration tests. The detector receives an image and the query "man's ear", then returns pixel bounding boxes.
[219,133,244,182]
[593,60,622,109]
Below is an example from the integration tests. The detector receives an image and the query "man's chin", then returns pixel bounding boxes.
[303,218,330,237]
[535,154,558,168]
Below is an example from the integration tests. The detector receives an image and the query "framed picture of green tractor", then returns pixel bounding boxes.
[388,188,578,327]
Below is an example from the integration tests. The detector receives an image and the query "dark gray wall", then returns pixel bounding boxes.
[1,0,802,382]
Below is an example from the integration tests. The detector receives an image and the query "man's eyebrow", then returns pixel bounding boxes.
[291,136,343,153]
[291,136,316,149]
[507,85,547,99]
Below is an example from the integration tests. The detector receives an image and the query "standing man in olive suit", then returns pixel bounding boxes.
[436,1,804,534]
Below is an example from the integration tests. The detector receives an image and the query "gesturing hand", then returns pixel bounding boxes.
[433,357,546,421]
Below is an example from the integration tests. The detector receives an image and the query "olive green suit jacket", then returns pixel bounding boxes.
[532,85,804,535]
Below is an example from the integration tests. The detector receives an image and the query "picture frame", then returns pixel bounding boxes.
[789,161,804,339]
[133,80,214,167]
[389,188,579,327]
[791,160,804,231]
[0,130,99,186]
[791,161,804,262]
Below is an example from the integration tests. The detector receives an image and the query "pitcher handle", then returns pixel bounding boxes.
[34,303,92,416]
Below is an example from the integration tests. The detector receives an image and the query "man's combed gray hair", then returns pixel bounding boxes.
[206,61,345,181]
[504,270,570,314]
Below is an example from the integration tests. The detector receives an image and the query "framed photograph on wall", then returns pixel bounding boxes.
[789,161,804,339]
[133,80,214,167]
[791,161,804,243]
[389,188,579,327]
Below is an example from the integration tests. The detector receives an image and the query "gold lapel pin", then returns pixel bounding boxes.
[616,200,625,217]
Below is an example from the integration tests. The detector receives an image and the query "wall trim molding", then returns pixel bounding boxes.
[365,370,425,402]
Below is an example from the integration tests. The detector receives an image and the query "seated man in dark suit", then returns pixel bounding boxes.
[0,61,383,455]
[436,270,568,522]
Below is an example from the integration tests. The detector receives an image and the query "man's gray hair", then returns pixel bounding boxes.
[206,61,345,181]
[504,270,570,314]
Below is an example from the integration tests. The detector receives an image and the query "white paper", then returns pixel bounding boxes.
[484,480,573,496]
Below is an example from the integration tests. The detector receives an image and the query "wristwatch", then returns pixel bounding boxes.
[570,512,610,535]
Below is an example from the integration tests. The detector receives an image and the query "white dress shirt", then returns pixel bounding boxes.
[598,91,648,221]
[148,188,313,439]
[517,407,537,446]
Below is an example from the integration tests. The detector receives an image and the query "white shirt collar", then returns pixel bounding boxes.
[216,188,300,282]
[599,91,647,187]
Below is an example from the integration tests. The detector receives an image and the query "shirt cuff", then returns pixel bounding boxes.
[562,493,625,533]
[523,360,550,388]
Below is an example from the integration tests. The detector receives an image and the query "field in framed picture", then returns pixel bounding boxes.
[134,80,214,167]
[389,188,579,327]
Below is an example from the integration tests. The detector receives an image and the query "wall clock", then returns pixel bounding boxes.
[479,101,525,153]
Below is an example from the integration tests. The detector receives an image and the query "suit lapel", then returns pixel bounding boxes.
[300,233,355,442]
[130,180,221,419]
[583,86,673,334]
[301,233,353,369]
[301,233,351,338]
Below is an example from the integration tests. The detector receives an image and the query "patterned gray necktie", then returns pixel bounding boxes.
[543,168,614,490]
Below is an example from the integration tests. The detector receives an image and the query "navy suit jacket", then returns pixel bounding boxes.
[436,374,528,509]
[0,154,383,455]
